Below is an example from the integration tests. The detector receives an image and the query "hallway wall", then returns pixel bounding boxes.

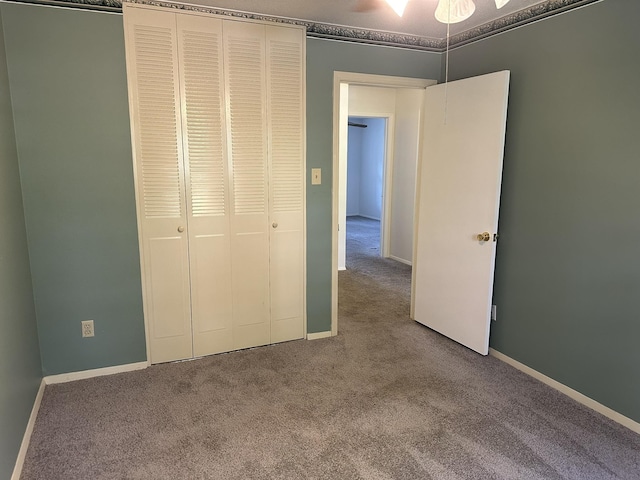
[347,117,386,221]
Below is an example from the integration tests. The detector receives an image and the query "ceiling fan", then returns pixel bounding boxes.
[353,0,511,23]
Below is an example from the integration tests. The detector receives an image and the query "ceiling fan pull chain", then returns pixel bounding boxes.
[444,0,451,125]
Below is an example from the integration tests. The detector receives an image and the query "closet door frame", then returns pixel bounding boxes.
[124,4,307,363]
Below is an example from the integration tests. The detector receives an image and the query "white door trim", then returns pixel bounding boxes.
[331,72,436,336]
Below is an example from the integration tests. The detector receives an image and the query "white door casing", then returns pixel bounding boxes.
[331,72,437,336]
[412,71,510,355]
[337,82,349,271]
[389,88,426,265]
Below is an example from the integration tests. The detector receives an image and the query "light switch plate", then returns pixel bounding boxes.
[311,168,321,185]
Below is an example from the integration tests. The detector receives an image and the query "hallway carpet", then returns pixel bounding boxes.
[20,217,640,479]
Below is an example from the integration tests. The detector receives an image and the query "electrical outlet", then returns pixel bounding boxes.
[491,305,497,322]
[82,320,94,338]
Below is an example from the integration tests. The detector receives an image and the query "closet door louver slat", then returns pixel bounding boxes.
[269,40,303,214]
[227,38,267,216]
[135,25,182,219]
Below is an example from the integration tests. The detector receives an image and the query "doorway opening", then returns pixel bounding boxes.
[332,71,510,356]
[332,72,437,336]
[346,116,387,266]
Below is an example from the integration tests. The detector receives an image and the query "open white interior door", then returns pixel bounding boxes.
[413,71,510,355]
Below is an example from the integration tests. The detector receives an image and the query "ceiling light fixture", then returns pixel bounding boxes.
[379,0,512,25]
[435,0,476,24]
[384,0,409,16]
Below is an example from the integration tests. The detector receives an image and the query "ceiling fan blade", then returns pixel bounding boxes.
[353,0,384,13]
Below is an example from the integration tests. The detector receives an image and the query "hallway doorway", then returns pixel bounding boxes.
[332,72,436,335]
[346,116,387,264]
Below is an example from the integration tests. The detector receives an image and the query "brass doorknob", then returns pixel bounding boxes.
[177,226,185,233]
[272,222,278,229]
[476,232,490,242]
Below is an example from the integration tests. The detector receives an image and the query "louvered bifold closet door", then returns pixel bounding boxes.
[123,7,193,363]
[177,14,234,357]
[266,25,305,343]
[223,21,271,349]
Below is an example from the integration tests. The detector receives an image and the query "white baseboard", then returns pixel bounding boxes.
[11,379,46,480]
[356,214,380,222]
[388,255,412,266]
[307,331,333,340]
[489,348,640,434]
[44,361,148,385]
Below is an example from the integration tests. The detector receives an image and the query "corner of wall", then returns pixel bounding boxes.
[0,4,44,479]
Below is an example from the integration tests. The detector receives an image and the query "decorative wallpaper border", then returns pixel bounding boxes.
[124,0,445,50]
[19,0,600,52]
[450,0,600,48]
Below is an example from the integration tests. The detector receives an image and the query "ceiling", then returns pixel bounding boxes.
[184,0,546,39]
[31,0,598,50]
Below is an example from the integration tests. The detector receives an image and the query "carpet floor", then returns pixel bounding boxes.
[20,216,640,479]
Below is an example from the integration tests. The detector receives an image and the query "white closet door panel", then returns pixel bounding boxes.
[224,20,271,348]
[232,232,270,348]
[123,6,192,363]
[270,228,304,341]
[145,236,192,362]
[190,233,233,356]
[177,14,233,357]
[267,25,305,342]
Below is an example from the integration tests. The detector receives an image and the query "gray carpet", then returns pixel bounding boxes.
[21,216,640,479]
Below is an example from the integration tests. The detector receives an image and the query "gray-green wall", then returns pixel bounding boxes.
[1,4,146,375]
[306,39,442,332]
[449,0,640,422]
[0,8,42,478]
